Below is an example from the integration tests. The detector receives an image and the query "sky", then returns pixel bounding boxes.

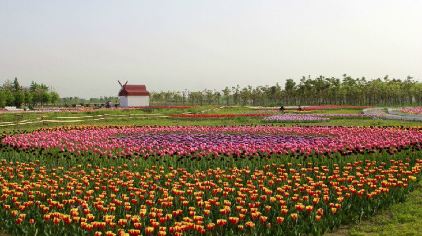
[0,0,421,98]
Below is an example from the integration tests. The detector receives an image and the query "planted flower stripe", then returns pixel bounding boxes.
[263,114,380,122]
[263,114,330,122]
[303,105,371,111]
[314,114,376,118]
[2,126,422,158]
[0,159,421,236]
[170,114,271,118]
[400,107,422,115]
[138,106,193,110]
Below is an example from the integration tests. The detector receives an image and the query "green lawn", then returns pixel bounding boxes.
[1,107,421,133]
[325,180,422,236]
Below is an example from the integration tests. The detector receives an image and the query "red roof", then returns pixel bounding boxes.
[118,85,150,96]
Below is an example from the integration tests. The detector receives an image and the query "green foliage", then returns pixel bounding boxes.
[60,96,119,106]
[0,78,60,108]
[149,75,422,106]
[325,180,422,236]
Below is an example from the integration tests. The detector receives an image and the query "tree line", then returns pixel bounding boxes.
[5,75,419,108]
[60,96,119,107]
[150,75,422,106]
[0,78,60,108]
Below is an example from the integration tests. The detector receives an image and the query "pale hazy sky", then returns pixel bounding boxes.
[1,0,421,98]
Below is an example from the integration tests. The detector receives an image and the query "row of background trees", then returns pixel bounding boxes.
[60,97,119,107]
[3,75,422,108]
[0,78,60,108]
[150,75,422,106]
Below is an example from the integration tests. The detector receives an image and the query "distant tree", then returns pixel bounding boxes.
[232,85,240,105]
[79,76,422,107]
[204,89,214,104]
[27,81,52,106]
[0,90,6,107]
[240,87,251,105]
[222,87,231,106]
[49,91,60,105]
[0,79,59,108]
[284,79,296,105]
[24,89,32,106]
[4,89,14,106]
[40,91,50,106]
[214,90,221,105]
[12,78,24,107]
[14,90,24,107]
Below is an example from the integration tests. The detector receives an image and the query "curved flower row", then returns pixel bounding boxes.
[400,107,422,115]
[170,114,271,119]
[0,159,420,235]
[303,105,371,111]
[141,106,193,109]
[314,114,376,118]
[2,126,422,158]
[263,114,330,122]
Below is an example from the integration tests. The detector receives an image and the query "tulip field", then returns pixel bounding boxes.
[263,115,330,122]
[0,156,421,236]
[400,107,422,115]
[2,126,422,158]
[0,107,422,236]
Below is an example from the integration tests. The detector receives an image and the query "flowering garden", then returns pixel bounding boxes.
[170,113,271,119]
[0,157,421,236]
[0,107,422,236]
[3,126,422,158]
[263,114,330,122]
[400,107,422,115]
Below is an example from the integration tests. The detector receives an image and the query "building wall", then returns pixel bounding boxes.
[119,96,129,107]
[119,96,149,107]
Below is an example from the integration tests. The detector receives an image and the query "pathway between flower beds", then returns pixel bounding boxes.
[0,114,168,127]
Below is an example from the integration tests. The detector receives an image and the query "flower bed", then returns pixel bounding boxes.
[303,105,370,111]
[0,159,420,235]
[140,106,193,109]
[400,107,422,115]
[3,126,422,158]
[170,113,272,119]
[314,114,379,119]
[263,114,330,122]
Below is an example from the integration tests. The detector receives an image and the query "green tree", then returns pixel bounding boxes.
[23,89,32,107]
[12,77,24,107]
[0,89,7,107]
[222,87,231,106]
[49,91,60,105]
[284,79,296,105]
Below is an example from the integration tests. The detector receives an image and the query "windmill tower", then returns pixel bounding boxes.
[117,80,128,88]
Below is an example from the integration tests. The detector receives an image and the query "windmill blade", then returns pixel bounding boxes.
[118,80,123,87]
[124,81,128,86]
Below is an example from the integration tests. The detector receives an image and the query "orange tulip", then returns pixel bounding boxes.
[276,217,284,224]
[145,226,154,234]
[245,221,255,228]
[290,213,299,221]
[305,205,314,213]
[206,223,215,230]
[229,217,239,225]
[217,219,227,226]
